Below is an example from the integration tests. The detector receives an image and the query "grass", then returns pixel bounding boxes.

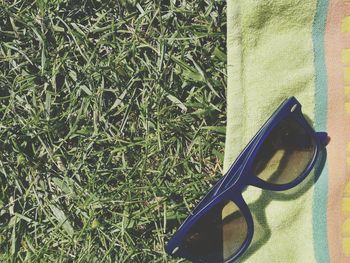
[0,0,226,262]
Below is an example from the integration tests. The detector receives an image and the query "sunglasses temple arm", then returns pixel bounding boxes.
[316,132,330,147]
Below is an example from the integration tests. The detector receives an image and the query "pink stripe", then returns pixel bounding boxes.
[325,0,350,261]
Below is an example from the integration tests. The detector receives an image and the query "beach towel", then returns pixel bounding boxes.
[224,0,350,262]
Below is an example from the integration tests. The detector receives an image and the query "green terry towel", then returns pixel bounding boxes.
[224,0,325,262]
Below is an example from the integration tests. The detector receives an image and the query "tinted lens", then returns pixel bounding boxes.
[252,116,316,185]
[181,200,248,262]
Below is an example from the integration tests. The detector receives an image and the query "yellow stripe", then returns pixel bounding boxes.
[345,67,350,83]
[343,49,350,64]
[342,198,350,212]
[342,16,350,32]
[345,182,350,196]
[347,157,350,166]
[346,103,350,113]
[344,237,350,256]
[347,142,350,152]
[345,87,350,95]
[343,219,350,235]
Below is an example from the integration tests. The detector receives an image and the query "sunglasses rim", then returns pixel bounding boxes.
[166,97,326,262]
[244,113,319,189]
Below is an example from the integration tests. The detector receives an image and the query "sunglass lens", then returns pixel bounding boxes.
[181,200,248,262]
[252,116,316,185]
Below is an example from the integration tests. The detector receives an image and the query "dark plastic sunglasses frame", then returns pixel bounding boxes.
[165,96,329,263]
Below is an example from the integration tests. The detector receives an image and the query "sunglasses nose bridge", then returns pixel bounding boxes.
[226,179,250,200]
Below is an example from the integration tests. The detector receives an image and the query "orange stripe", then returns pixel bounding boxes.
[325,0,350,262]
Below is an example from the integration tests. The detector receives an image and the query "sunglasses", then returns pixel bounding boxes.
[165,97,329,263]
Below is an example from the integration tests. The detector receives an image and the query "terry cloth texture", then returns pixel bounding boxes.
[224,0,350,262]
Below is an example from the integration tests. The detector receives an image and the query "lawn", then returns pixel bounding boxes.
[0,0,226,262]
